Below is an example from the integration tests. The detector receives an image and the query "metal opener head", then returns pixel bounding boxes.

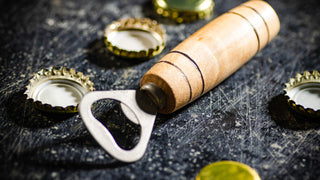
[79,83,165,162]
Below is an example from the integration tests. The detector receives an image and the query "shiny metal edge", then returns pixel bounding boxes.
[104,17,166,58]
[25,66,95,113]
[283,70,320,118]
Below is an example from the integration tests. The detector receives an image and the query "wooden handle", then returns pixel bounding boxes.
[141,0,280,114]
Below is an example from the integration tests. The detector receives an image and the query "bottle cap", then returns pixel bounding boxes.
[104,18,166,58]
[284,70,320,118]
[153,0,214,23]
[25,67,94,113]
[196,160,261,180]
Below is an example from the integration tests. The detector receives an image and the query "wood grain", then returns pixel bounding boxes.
[141,0,280,114]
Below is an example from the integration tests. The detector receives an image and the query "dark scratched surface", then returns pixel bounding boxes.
[1,0,320,179]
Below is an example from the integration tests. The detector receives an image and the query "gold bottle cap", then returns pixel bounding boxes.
[25,67,94,113]
[104,18,166,58]
[196,161,261,180]
[284,70,320,118]
[153,0,214,23]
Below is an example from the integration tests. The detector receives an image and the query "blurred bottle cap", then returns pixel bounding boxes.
[196,160,261,180]
[104,18,166,58]
[153,0,214,23]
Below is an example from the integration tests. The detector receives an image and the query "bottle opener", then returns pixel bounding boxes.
[79,0,280,162]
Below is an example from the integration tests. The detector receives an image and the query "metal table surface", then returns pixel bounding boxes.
[1,0,319,179]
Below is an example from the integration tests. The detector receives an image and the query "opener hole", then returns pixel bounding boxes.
[91,99,141,150]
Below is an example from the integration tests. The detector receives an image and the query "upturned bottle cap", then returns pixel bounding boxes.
[25,67,94,113]
[153,0,214,23]
[284,70,320,118]
[104,18,166,58]
[196,160,261,180]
